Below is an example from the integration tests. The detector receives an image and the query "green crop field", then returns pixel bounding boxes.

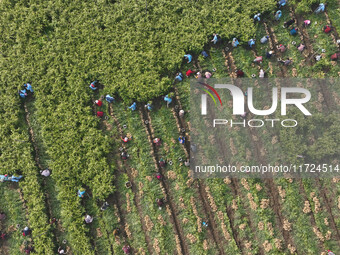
[0,0,340,254]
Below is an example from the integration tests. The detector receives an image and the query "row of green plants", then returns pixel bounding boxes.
[149,105,234,253]
[111,102,179,254]
[189,93,260,254]
[0,88,55,253]
[0,188,28,254]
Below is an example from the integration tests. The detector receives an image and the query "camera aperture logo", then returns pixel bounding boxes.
[200,83,312,128]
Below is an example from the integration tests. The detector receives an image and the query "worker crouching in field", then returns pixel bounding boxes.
[253,56,263,64]
[186,69,194,77]
[248,38,256,48]
[277,0,286,8]
[40,169,50,177]
[314,3,325,14]
[78,189,86,198]
[235,69,244,77]
[155,173,162,181]
[175,72,183,82]
[290,27,298,36]
[122,133,132,143]
[331,52,340,61]
[260,35,269,44]
[128,102,137,111]
[121,151,129,160]
[178,136,185,144]
[105,94,115,103]
[89,81,98,90]
[0,174,23,182]
[232,38,239,47]
[101,202,109,211]
[266,50,274,58]
[24,83,33,93]
[19,89,28,98]
[184,54,192,63]
[58,246,68,254]
[280,58,292,66]
[164,95,172,107]
[96,111,104,118]
[259,69,265,78]
[278,44,286,53]
[297,43,305,52]
[159,158,166,168]
[122,245,131,254]
[211,33,219,44]
[275,10,282,21]
[156,198,165,210]
[95,99,102,107]
[145,102,153,111]
[201,51,209,58]
[153,138,161,146]
[324,25,332,34]
[22,226,31,237]
[84,214,93,224]
[205,71,212,79]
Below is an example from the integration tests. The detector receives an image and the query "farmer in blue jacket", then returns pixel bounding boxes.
[105,94,115,103]
[164,95,172,106]
[145,103,152,111]
[175,72,183,82]
[211,33,219,44]
[275,10,282,21]
[184,54,192,63]
[0,174,23,182]
[315,3,325,14]
[129,102,137,111]
[19,89,27,98]
[248,39,256,48]
[232,38,239,47]
[24,83,34,93]
[89,81,98,90]
[78,189,86,198]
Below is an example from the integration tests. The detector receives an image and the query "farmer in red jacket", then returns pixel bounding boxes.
[324,25,331,33]
[186,69,194,77]
[22,227,31,237]
[331,53,340,60]
[95,99,102,107]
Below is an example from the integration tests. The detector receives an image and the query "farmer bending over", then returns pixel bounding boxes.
[184,54,192,63]
[129,102,137,111]
[105,94,115,103]
[89,81,98,91]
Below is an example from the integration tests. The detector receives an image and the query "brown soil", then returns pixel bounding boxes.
[108,105,155,255]
[139,107,190,255]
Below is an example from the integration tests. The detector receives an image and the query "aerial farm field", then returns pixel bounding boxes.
[0,0,339,254]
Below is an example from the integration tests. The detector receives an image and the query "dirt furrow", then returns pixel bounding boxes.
[289,7,315,63]
[222,49,237,77]
[174,74,247,253]
[168,96,230,254]
[324,11,340,49]
[315,179,340,245]
[263,22,288,77]
[296,180,327,250]
[247,126,298,253]
[108,105,154,255]
[139,107,189,255]
[23,103,59,247]
[223,55,295,252]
